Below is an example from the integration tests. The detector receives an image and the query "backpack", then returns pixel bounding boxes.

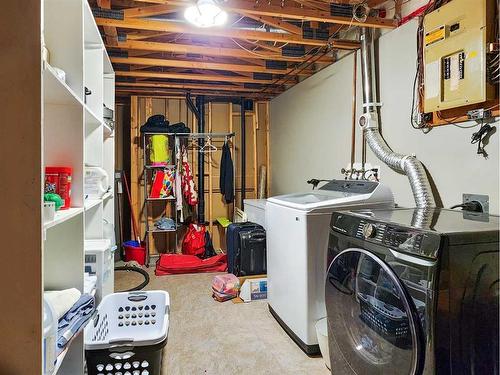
[182,224,206,257]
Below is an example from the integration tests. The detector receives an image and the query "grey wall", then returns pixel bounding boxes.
[270,20,499,214]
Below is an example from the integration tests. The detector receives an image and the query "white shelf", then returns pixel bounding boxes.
[84,199,101,211]
[51,347,68,375]
[103,121,114,137]
[85,105,102,128]
[43,64,83,106]
[102,191,113,201]
[44,208,84,230]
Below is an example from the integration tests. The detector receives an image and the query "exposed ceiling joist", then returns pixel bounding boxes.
[95,17,329,46]
[115,81,281,93]
[128,0,396,28]
[115,70,278,84]
[109,40,331,62]
[124,4,179,17]
[292,0,330,12]
[238,13,303,35]
[97,0,118,46]
[116,88,272,98]
[110,56,310,75]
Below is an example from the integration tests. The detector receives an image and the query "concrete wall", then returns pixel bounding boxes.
[270,20,499,214]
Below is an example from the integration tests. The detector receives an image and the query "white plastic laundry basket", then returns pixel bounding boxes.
[85,291,170,375]
[315,317,330,370]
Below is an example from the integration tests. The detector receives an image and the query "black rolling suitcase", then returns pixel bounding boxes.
[234,227,267,276]
[226,222,264,275]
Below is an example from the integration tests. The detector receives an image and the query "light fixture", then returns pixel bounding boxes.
[184,0,228,28]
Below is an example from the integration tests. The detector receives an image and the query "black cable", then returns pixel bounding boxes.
[450,201,484,213]
[114,266,150,292]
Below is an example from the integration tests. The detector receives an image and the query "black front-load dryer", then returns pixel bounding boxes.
[325,208,499,375]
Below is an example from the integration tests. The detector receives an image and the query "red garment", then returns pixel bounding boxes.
[155,254,227,275]
[182,224,206,256]
[181,146,198,206]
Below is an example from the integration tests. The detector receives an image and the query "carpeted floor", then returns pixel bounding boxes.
[115,267,330,375]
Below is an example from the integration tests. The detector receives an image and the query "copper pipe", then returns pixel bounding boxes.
[350,52,357,169]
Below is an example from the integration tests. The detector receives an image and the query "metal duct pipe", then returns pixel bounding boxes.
[359,28,435,209]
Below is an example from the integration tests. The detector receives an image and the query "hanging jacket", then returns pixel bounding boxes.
[219,142,234,204]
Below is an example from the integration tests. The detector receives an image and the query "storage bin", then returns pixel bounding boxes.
[85,291,170,375]
[85,239,115,304]
[243,199,267,229]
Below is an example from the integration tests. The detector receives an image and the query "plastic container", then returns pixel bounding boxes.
[43,296,57,375]
[85,239,115,304]
[315,318,330,370]
[45,167,72,210]
[85,167,109,199]
[85,291,170,375]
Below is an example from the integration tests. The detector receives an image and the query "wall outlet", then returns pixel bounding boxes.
[463,193,489,214]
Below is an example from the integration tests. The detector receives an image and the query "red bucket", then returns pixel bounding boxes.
[123,240,146,265]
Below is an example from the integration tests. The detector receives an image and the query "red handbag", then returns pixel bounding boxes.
[182,224,206,256]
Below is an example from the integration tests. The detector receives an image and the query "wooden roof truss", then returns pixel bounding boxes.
[91,0,397,99]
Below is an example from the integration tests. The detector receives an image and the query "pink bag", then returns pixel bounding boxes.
[212,274,240,302]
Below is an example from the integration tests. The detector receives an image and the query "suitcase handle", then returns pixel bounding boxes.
[250,233,266,241]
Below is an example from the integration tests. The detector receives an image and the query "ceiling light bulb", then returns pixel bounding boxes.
[184,0,228,28]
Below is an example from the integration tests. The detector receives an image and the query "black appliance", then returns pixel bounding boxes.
[325,208,499,375]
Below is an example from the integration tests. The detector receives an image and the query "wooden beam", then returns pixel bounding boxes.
[126,30,171,40]
[110,56,303,74]
[238,13,303,35]
[124,4,179,17]
[292,0,330,12]
[109,40,321,62]
[116,88,274,98]
[129,0,396,28]
[115,70,277,84]
[97,0,118,47]
[95,17,329,46]
[115,81,281,93]
[220,0,396,28]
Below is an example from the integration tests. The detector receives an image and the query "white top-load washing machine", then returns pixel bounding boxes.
[266,180,394,354]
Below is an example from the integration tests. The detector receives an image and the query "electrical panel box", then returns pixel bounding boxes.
[423,0,495,113]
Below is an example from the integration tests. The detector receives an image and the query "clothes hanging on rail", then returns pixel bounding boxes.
[220,141,234,204]
[175,142,197,207]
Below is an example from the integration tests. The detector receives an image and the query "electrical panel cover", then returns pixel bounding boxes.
[423,0,495,113]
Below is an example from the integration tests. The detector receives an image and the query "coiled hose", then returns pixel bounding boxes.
[114,265,150,292]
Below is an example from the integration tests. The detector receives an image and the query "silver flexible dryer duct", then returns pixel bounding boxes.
[359,27,436,210]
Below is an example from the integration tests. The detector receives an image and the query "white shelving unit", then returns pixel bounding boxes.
[42,0,115,373]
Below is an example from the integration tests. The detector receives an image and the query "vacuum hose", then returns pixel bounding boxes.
[114,265,150,292]
[359,27,436,210]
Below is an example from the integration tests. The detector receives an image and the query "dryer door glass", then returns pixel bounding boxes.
[326,249,423,375]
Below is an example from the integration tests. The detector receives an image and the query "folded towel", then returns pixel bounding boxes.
[44,288,81,320]
[57,294,95,353]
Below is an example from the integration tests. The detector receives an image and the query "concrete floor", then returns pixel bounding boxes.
[115,268,330,375]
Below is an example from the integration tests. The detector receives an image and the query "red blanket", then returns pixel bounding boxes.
[155,254,227,276]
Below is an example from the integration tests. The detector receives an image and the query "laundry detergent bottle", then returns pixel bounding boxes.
[43,296,57,374]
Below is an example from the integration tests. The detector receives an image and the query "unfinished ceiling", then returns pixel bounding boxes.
[91,0,399,99]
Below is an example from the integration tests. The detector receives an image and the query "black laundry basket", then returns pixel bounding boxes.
[85,291,170,375]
